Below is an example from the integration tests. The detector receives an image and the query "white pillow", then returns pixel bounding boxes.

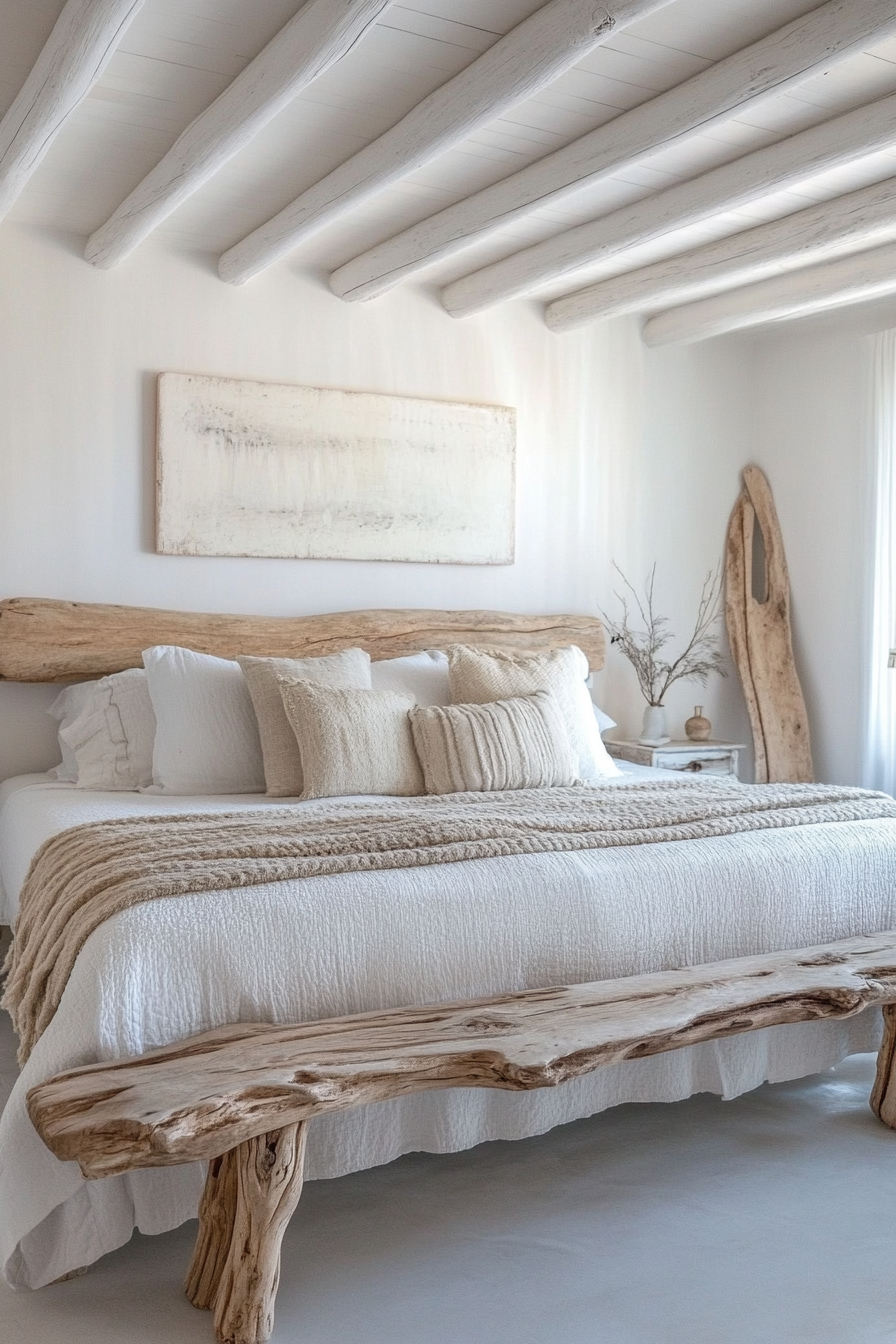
[593,703,616,734]
[369,650,450,706]
[48,681,99,781]
[59,668,156,791]
[142,646,265,795]
[447,644,620,781]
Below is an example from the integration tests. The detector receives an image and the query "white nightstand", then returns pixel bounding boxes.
[605,739,746,779]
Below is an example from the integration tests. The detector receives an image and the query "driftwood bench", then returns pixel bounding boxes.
[26,932,896,1344]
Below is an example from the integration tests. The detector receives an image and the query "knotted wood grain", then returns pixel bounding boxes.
[27,932,896,1180]
[725,465,813,782]
[0,598,605,681]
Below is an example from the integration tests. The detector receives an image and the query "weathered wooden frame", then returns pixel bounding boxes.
[0,598,606,682]
[26,932,896,1344]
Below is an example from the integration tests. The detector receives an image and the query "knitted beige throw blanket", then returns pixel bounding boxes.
[5,780,896,1063]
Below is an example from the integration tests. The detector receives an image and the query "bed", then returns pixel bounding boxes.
[1,599,895,1293]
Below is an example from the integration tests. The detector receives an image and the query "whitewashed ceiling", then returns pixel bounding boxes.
[2,0,896,341]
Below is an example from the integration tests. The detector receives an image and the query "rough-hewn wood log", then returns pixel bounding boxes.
[0,0,145,222]
[642,237,896,346]
[185,1149,240,1312]
[217,0,674,286]
[441,90,896,318]
[84,0,393,271]
[545,173,896,330]
[210,1125,307,1344]
[28,931,896,1181]
[725,467,813,784]
[871,1003,896,1128]
[0,598,605,681]
[330,0,896,303]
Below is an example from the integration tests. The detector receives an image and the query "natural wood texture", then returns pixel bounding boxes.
[29,930,896,1342]
[209,1125,307,1344]
[186,1150,240,1312]
[84,0,393,270]
[329,0,896,303]
[871,1004,896,1127]
[217,0,673,286]
[27,931,896,1181]
[441,89,896,319]
[725,466,813,784]
[545,173,896,331]
[0,0,144,222]
[0,599,605,681]
[642,237,896,346]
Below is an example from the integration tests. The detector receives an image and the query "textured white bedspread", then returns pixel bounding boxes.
[2,770,895,1288]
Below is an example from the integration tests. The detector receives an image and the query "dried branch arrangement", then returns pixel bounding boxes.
[601,563,727,706]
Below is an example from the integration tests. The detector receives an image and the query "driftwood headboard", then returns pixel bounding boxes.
[0,599,606,682]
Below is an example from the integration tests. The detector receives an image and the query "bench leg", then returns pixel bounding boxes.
[872,1004,896,1128]
[185,1122,308,1344]
[186,1148,240,1310]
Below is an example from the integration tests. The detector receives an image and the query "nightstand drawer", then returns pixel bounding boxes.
[654,752,736,776]
[605,739,746,778]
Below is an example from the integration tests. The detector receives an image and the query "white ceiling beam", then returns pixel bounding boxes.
[85,0,394,271]
[641,239,896,346]
[217,0,675,286]
[545,173,896,332]
[330,0,896,305]
[0,0,145,222]
[441,89,896,318]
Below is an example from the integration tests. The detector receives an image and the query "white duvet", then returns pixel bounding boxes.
[2,769,895,1289]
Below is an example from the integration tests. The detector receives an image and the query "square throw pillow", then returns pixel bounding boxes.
[410,690,578,794]
[143,646,265,794]
[47,681,99,781]
[238,649,372,796]
[447,644,619,781]
[278,680,423,800]
[59,668,156,791]
[369,650,450,706]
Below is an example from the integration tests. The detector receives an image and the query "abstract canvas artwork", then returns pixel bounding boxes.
[156,372,516,564]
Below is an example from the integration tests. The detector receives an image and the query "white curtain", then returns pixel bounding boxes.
[865,329,896,793]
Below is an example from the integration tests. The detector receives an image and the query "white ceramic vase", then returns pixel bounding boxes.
[639,703,670,746]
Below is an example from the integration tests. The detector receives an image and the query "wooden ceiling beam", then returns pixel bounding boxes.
[545,174,896,331]
[217,0,675,286]
[0,0,145,222]
[329,0,896,304]
[641,239,896,346]
[441,89,896,318]
[84,0,394,271]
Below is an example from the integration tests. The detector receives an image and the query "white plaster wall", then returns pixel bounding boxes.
[0,226,752,779]
[748,298,896,786]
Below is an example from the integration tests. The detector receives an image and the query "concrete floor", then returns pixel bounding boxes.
[3,1004,896,1344]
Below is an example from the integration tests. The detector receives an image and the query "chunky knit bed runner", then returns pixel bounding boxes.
[5,779,896,1062]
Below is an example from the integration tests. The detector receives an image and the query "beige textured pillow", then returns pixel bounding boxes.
[238,649,372,796]
[410,690,578,795]
[447,644,619,782]
[278,680,424,800]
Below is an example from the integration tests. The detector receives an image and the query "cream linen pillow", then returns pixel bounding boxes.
[238,649,372,796]
[447,644,619,781]
[278,680,424,800]
[59,668,156,791]
[410,690,578,794]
